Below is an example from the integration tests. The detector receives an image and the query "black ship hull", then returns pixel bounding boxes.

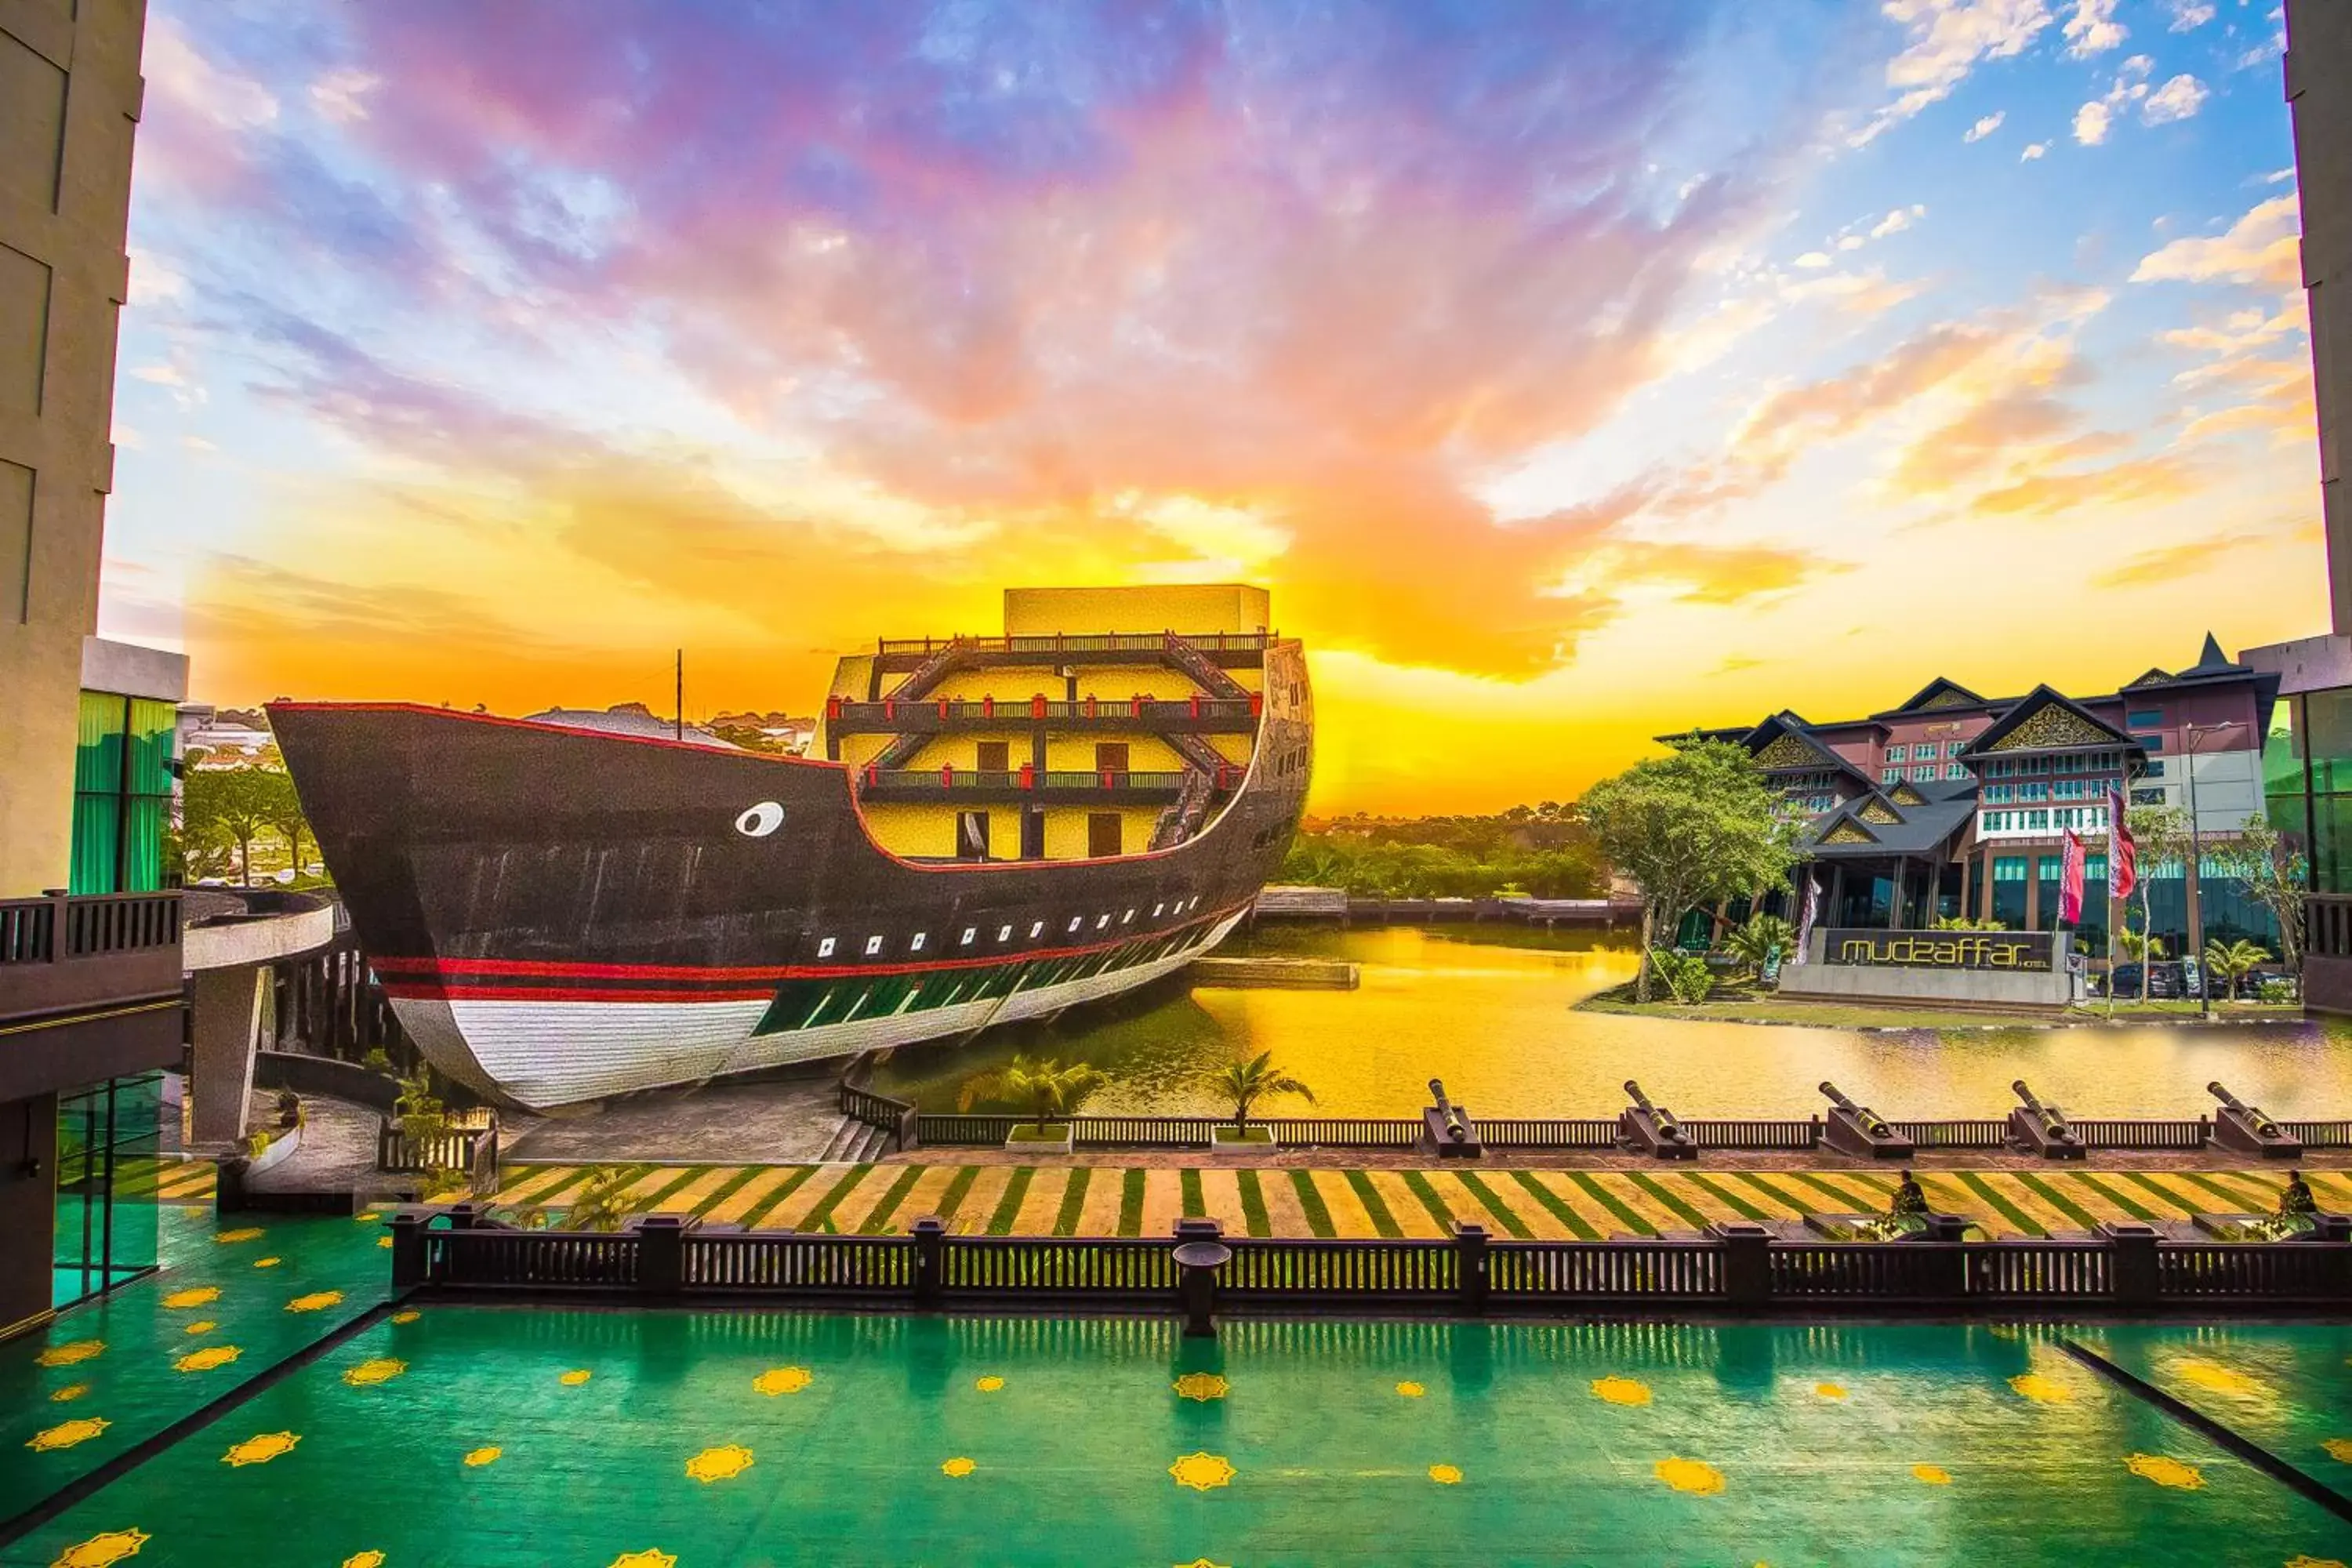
[266,644,1310,1109]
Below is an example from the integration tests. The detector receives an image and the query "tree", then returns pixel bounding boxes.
[182,766,279,886]
[2202,937,2269,1002]
[2215,813,2307,972]
[2124,803,2196,1004]
[257,770,317,883]
[1210,1051,1316,1129]
[1578,740,1806,1002]
[957,1054,1108,1134]
[567,1167,641,1233]
[1723,912,1798,979]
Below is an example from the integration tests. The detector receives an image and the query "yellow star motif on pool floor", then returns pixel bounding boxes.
[684,1444,754,1483]
[560,1369,593,1385]
[2008,1374,2071,1404]
[1394,1381,1425,1398]
[378,1236,393,1249]
[390,1310,421,1325]
[1171,1373,1228,1401]
[1654,1457,1726,1495]
[183,1321,216,1335]
[2286,1557,2349,1568]
[2124,1453,2205,1490]
[50,1528,148,1566]
[463,1446,502,1468]
[51,1385,89,1403]
[27,1417,109,1451]
[223,1431,299,1468]
[1428,1464,1463,1484]
[252,1258,281,1269]
[975,1375,1004,1392]
[941,1457,976,1477]
[606,1553,675,1568]
[174,1346,241,1374]
[1173,1560,1230,1568]
[1170,1453,1235,1492]
[343,1359,406,1388]
[1590,1376,1651,1406]
[340,1553,385,1568]
[1813,1383,1848,1401]
[285,1291,343,1313]
[214,1228,263,1244]
[753,1367,811,1396]
[1911,1465,1952,1486]
[35,1341,103,1367]
[162,1287,218,1309]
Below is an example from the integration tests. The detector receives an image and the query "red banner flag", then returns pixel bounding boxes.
[2059,829,2085,925]
[2107,786,2137,901]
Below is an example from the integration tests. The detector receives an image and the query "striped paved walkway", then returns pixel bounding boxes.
[488,1162,2345,1240]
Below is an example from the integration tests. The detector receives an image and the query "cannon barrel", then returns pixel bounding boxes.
[2012,1079,2042,1110]
[1623,1079,1682,1136]
[1819,1080,1859,1111]
[1428,1079,1453,1112]
[1624,1080,1655,1113]
[2012,1078,2074,1140]
[2208,1080,2245,1111]
[2210,1080,2285,1138]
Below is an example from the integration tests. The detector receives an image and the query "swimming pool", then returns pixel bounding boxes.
[13,1310,2350,1566]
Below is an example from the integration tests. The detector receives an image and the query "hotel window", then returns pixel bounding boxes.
[2140,760,2166,779]
[2132,786,2165,805]
[1910,765,1936,782]
[2031,810,2049,829]
[1887,745,1909,763]
[2127,709,2164,730]
[1946,741,1967,757]
[1882,767,1900,784]
[71,694,177,895]
[1945,762,1967,779]
[2135,734,2165,753]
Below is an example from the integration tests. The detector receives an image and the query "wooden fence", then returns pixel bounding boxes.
[390,1210,2351,1314]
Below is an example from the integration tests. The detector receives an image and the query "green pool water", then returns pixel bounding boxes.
[13,1312,2351,1567]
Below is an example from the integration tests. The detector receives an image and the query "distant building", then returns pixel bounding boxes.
[520,702,742,750]
[1675,634,2279,959]
[179,703,278,766]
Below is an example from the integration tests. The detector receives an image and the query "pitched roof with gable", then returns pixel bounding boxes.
[1960,685,2140,757]
[1805,787,1980,858]
[1882,677,1988,716]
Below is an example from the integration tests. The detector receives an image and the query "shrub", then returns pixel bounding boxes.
[1647,947,1715,1004]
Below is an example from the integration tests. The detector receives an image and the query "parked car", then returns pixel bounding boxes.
[2101,961,2209,1000]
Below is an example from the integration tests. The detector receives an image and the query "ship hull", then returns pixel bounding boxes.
[267,644,1310,1109]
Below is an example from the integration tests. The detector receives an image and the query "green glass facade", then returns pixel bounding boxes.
[53,1072,162,1308]
[69,692,175,895]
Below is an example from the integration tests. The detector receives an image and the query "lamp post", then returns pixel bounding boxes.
[2179,720,2245,1020]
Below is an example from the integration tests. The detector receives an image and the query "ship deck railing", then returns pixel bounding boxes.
[828,695,1261,733]
[874,630,1278,657]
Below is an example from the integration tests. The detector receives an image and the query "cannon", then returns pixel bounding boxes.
[2209,1080,2301,1159]
[1819,1080,1915,1160]
[2007,1080,2085,1160]
[1420,1078,1482,1159]
[1620,1080,1696,1160]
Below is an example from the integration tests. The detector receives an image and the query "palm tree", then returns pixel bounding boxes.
[2202,937,2269,1003]
[1723,913,1798,979]
[1212,1051,1316,1131]
[567,1167,641,1233]
[957,1054,1107,1134]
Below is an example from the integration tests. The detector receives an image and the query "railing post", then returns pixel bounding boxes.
[637,1214,686,1297]
[1454,1223,1489,1315]
[1172,1218,1229,1339]
[1711,1221,1771,1308]
[912,1216,946,1307]
[390,1211,426,1289]
[2100,1220,2160,1306]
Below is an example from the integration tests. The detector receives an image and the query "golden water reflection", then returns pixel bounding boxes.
[869,925,2352,1119]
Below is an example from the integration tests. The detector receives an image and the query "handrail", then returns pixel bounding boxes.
[0,891,182,964]
[876,632,1277,656]
[831,697,1261,727]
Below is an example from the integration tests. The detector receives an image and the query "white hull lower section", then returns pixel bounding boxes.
[392,910,1247,1110]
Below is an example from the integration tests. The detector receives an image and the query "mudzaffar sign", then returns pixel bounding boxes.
[1820,929,2054,972]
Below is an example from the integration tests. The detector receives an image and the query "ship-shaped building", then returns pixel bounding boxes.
[270,586,1310,1109]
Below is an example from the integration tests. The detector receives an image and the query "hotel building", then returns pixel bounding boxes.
[1,0,189,1339]
[1675,634,2281,957]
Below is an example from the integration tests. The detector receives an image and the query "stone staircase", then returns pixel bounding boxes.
[815,1115,893,1163]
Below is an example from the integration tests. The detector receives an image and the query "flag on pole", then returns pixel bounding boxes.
[2107,785,2137,901]
[2059,829,2085,925]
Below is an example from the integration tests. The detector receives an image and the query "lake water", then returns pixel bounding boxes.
[869,924,2352,1121]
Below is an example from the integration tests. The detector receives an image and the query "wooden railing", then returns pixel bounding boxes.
[391,1210,2352,1313]
[1890,1120,2010,1150]
[829,696,1260,731]
[1682,1119,1822,1150]
[2069,1120,2210,1150]
[2283,1121,2352,1149]
[0,891,181,964]
[1475,1119,1621,1150]
[377,1120,498,1178]
[875,631,1276,657]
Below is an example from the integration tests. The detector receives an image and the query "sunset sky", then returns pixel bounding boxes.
[107,0,2319,813]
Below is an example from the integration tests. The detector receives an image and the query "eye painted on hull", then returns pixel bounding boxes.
[735,801,786,838]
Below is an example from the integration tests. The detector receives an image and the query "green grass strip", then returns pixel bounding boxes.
[1236,1170,1272,1237]
[1719,1171,1815,1214]
[1778,1171,1886,1211]
[1117,1168,1148,1236]
[1287,1169,1338,1237]
[1342,1169,1403,1237]
[2111,1171,2204,1217]
[1680,1172,1773,1223]
[737,1165,822,1229]
[1563,1172,1656,1236]
[1179,1168,1206,1218]
[1450,1171,1530,1239]
[1051,1167,1093,1236]
[2066,1171,2163,1224]
[1399,1171,1458,1232]
[931,1165,983,1230]
[688,1165,766,1218]
[1950,1171,2045,1237]
[1626,1173,1712,1231]
[794,1163,876,1232]
[858,1164,930,1234]
[2176,1169,2286,1210]
[633,1166,713,1212]
[2013,1171,2100,1231]
[1508,1171,1597,1239]
[502,1167,595,1207]
[488,1166,573,1204]
[986,1167,1036,1235]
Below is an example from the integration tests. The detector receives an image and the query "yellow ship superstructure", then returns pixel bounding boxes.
[818,585,1278,863]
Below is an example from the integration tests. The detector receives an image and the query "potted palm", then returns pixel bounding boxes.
[957,1054,1105,1153]
[1208,1051,1315,1154]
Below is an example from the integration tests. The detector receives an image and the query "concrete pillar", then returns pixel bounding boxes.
[189,964,267,1145]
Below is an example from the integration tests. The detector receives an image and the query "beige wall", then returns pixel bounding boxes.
[1002,583,1270,637]
[0,0,145,896]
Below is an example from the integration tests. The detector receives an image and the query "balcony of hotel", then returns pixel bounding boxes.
[856,764,1234,805]
[871,629,1276,675]
[0,891,185,1102]
[828,691,1262,736]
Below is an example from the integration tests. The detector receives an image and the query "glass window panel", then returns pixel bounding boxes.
[2309,688,2352,793]
[69,793,119,895]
